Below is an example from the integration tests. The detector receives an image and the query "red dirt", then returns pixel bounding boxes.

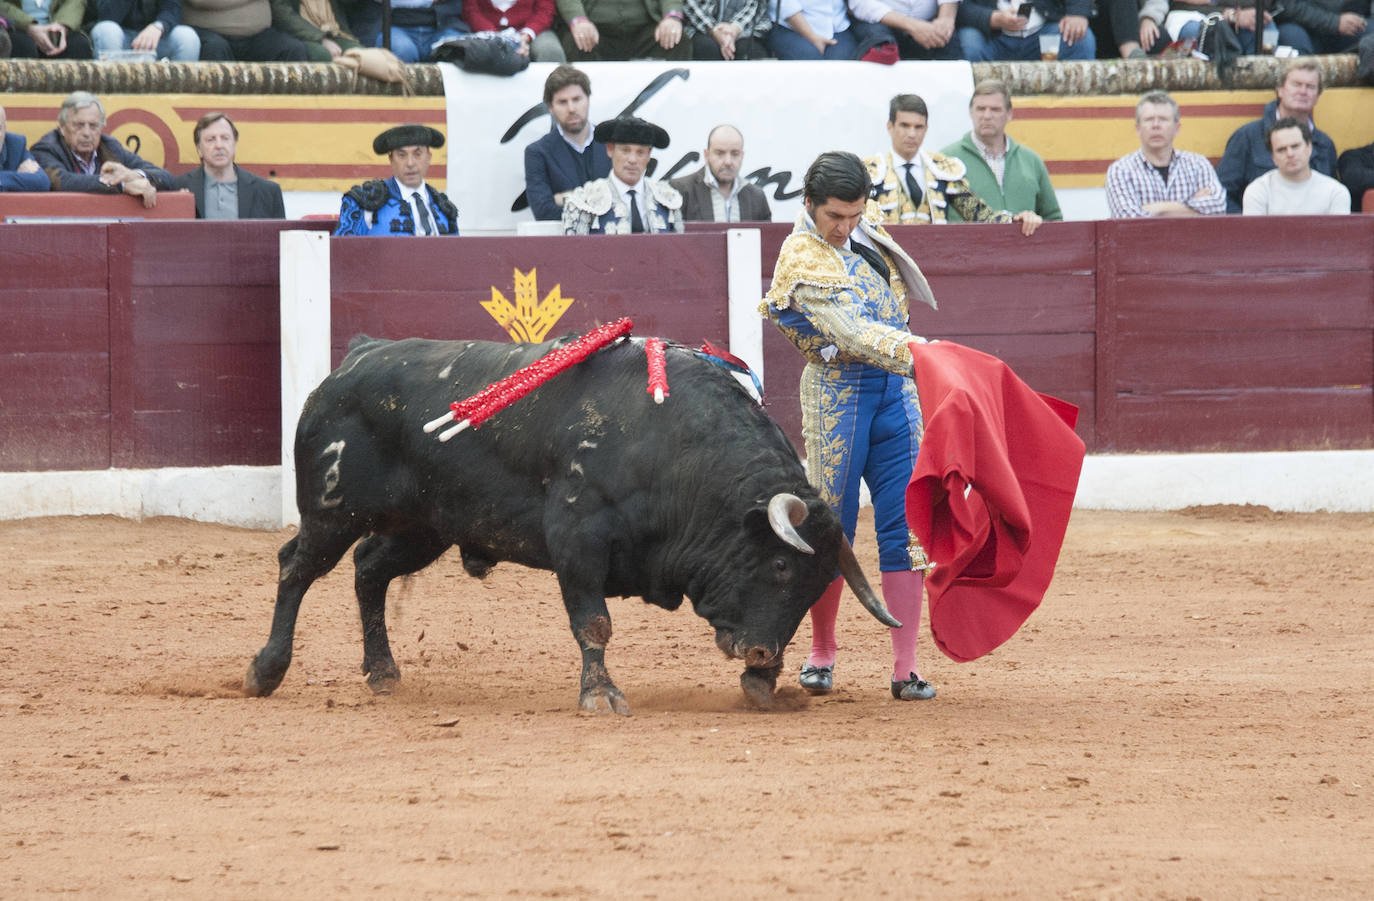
[2,508,1372,899]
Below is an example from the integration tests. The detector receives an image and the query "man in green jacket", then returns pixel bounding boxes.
[943,79,1062,223]
[557,0,690,59]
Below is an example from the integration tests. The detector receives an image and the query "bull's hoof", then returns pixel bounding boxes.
[365,664,401,695]
[740,665,781,710]
[243,657,282,698]
[579,685,631,716]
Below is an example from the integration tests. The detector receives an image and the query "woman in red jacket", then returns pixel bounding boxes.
[463,0,566,60]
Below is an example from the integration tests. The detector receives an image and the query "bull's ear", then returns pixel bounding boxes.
[741,503,772,539]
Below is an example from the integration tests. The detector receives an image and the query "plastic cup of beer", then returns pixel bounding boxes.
[1038,31,1061,60]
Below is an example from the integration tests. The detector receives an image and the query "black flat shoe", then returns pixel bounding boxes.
[799,664,833,694]
[891,672,936,701]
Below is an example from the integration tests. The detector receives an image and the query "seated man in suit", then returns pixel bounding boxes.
[524,65,611,221]
[1,103,52,192]
[561,116,683,235]
[176,112,285,219]
[669,124,771,222]
[30,91,177,208]
[335,124,458,236]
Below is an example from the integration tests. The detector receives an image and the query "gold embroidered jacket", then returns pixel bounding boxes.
[761,211,936,373]
[863,151,1013,226]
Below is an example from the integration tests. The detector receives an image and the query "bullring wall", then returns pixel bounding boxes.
[2,217,1370,475]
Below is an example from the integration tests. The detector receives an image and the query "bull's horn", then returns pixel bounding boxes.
[767,493,814,555]
[837,538,902,628]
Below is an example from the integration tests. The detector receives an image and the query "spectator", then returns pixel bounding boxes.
[1338,138,1374,212]
[1242,118,1350,214]
[175,112,286,219]
[183,0,310,59]
[524,64,611,221]
[90,0,202,60]
[464,0,566,61]
[1,102,52,192]
[1216,59,1337,213]
[336,124,458,236]
[562,116,683,234]
[864,93,1042,234]
[669,124,771,221]
[955,0,1096,61]
[556,0,689,60]
[682,0,770,58]
[1105,90,1226,217]
[30,91,176,208]
[767,0,856,57]
[338,0,379,44]
[378,0,469,62]
[1,0,95,57]
[942,79,1062,222]
[1265,0,1368,54]
[1167,0,1309,55]
[1091,0,1170,58]
[269,0,361,60]
[847,0,960,59]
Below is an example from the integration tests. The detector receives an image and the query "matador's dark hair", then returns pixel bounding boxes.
[803,151,872,207]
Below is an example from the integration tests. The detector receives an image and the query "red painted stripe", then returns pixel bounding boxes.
[172,107,446,124]
[1045,159,1117,174]
[1014,102,1265,119]
[251,163,441,178]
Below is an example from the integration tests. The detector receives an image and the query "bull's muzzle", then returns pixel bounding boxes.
[714,629,781,668]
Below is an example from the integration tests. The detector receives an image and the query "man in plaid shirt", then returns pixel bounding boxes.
[1105,90,1226,218]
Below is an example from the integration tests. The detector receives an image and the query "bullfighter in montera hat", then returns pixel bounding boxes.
[561,116,683,235]
[335,124,459,237]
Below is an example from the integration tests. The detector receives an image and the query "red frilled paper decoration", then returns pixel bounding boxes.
[904,341,1086,663]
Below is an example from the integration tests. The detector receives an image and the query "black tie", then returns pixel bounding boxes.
[852,241,890,284]
[627,188,645,233]
[412,191,434,236]
[903,162,923,208]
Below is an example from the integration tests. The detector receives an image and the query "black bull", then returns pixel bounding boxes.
[244,335,898,714]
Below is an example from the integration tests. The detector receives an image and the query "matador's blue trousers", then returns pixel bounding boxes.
[801,361,926,573]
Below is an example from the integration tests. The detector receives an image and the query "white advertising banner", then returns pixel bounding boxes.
[440,60,976,234]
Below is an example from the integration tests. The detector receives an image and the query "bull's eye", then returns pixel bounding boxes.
[773,558,788,573]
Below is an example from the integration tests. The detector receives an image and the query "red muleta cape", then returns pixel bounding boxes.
[905,341,1086,663]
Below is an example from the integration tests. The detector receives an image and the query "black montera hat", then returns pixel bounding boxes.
[592,116,670,149]
[373,124,445,155]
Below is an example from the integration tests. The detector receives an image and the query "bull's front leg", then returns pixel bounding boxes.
[573,607,630,716]
[558,580,630,715]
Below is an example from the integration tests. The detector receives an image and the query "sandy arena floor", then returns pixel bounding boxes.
[2,506,1371,899]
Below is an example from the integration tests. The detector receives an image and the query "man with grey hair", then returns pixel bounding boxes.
[1105,90,1225,218]
[30,92,177,208]
[943,79,1062,222]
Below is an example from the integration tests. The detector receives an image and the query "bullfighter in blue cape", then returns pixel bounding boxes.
[335,124,459,236]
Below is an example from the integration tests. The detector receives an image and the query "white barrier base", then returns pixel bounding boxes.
[2,449,1372,529]
[0,466,284,530]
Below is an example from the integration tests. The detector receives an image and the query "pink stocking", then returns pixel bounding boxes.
[882,570,925,681]
[805,577,844,668]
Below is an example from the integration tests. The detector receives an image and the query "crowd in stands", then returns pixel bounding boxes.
[0,0,1370,63]
[2,61,1372,221]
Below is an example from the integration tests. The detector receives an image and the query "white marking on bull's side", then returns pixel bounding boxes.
[578,440,598,450]
[569,461,584,477]
[320,440,346,508]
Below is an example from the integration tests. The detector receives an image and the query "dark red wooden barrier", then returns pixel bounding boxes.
[0,191,195,220]
[1,216,1370,474]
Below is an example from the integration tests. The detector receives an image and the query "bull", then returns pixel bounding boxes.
[244,333,897,714]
